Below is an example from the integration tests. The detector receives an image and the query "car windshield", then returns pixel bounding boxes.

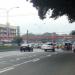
[65,43,71,45]
[47,44,53,45]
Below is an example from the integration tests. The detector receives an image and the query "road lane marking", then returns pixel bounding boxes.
[10,60,33,68]
[12,58,40,67]
[0,60,32,74]
[47,55,51,57]
[0,67,14,74]
[32,58,40,62]
[0,58,40,73]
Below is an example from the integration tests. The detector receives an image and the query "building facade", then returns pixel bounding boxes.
[0,24,19,42]
[22,34,75,43]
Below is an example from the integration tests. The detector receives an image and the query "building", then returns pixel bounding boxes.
[0,24,19,42]
[22,34,75,43]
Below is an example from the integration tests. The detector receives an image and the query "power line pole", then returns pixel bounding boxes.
[17,26,20,37]
[27,30,28,44]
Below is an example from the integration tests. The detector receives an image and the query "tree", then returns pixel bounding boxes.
[70,30,75,35]
[12,36,23,46]
[27,0,75,23]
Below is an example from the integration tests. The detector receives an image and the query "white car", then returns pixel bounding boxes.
[41,43,55,52]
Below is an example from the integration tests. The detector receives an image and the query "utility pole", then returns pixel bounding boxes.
[17,26,20,37]
[27,30,28,44]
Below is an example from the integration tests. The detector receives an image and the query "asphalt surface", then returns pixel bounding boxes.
[0,49,75,75]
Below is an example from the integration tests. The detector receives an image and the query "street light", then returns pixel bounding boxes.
[0,7,19,40]
[6,6,19,25]
[27,29,29,44]
[6,7,19,41]
[0,7,19,25]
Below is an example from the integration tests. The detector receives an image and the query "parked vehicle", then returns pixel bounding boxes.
[32,43,43,49]
[20,43,33,52]
[41,42,55,52]
[63,42,72,50]
[72,42,75,52]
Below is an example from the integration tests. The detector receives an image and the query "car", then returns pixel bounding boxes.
[72,42,75,52]
[63,42,72,50]
[33,43,43,49]
[41,42,55,52]
[20,43,33,52]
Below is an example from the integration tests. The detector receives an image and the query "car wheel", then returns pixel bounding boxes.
[30,48,33,52]
[28,50,30,52]
[20,48,23,52]
[45,49,47,52]
[73,49,75,53]
[52,49,55,52]
[20,49,22,52]
[24,49,26,52]
[31,48,33,52]
[31,49,33,52]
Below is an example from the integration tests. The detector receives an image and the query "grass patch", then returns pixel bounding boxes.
[0,45,19,52]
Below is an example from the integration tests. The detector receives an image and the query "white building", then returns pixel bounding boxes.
[0,24,19,42]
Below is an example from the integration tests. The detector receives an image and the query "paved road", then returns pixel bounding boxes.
[0,48,63,58]
[0,49,75,75]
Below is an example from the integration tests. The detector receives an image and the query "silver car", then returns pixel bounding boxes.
[41,43,55,52]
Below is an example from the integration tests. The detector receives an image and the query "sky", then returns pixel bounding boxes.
[0,0,75,35]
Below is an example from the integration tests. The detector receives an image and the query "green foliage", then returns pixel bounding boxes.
[28,0,75,23]
[12,36,23,46]
[0,45,19,52]
[70,30,75,35]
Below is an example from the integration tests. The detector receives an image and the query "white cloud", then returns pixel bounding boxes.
[0,0,75,35]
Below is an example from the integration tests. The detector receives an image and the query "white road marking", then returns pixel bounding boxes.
[0,58,40,74]
[47,55,51,57]
[11,60,32,68]
[12,58,40,67]
[32,58,40,62]
[0,67,14,74]
[0,51,61,74]
[0,60,32,74]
